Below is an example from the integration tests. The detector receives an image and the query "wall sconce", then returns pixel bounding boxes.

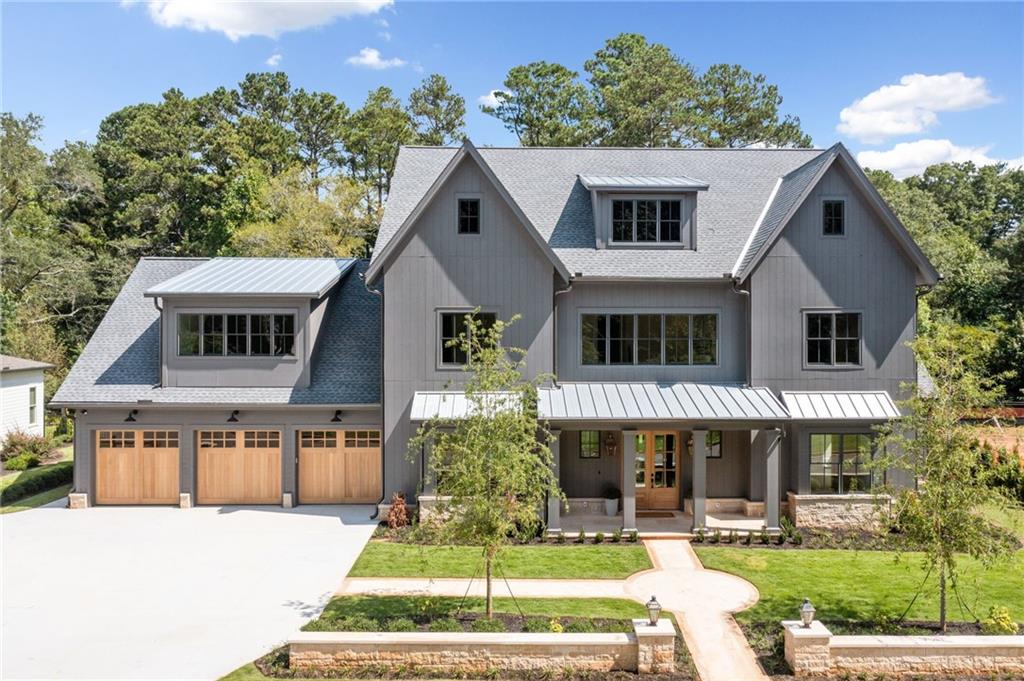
[125,410,138,423]
[227,410,239,423]
[331,410,344,423]
[603,431,618,458]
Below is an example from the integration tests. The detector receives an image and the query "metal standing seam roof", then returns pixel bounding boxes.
[780,391,900,421]
[144,258,356,298]
[410,391,520,421]
[537,383,790,422]
[578,175,710,191]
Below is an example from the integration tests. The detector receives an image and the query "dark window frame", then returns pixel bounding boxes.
[822,198,846,236]
[809,432,874,494]
[609,197,685,244]
[457,196,481,235]
[581,312,718,367]
[805,311,862,368]
[579,430,601,459]
[705,431,722,459]
[177,312,297,358]
[437,309,498,368]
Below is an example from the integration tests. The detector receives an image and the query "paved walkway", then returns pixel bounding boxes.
[341,539,766,681]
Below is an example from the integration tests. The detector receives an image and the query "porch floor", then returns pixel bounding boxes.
[557,510,767,538]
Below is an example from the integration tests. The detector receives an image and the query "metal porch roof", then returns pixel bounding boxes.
[780,391,900,421]
[410,391,521,421]
[144,258,356,298]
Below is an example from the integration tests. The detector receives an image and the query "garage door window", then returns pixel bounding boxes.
[99,431,135,448]
[200,431,236,448]
[143,431,179,448]
[345,430,381,448]
[301,431,338,448]
[244,431,281,448]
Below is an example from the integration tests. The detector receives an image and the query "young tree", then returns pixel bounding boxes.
[409,313,563,618]
[873,325,1018,631]
[408,74,466,146]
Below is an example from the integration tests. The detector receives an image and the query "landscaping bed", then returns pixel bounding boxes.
[0,460,73,512]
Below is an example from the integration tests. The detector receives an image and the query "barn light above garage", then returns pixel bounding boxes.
[227,410,239,423]
[331,410,343,423]
[125,410,138,423]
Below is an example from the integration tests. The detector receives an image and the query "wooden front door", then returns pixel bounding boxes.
[196,430,281,504]
[632,431,681,510]
[95,429,179,505]
[298,429,381,504]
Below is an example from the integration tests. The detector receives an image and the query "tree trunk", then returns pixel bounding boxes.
[939,564,947,633]
[485,551,493,619]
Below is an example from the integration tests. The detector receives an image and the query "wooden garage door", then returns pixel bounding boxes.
[95,430,179,505]
[196,430,281,505]
[298,429,381,504]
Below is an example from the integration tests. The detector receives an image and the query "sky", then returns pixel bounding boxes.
[2,1,1022,178]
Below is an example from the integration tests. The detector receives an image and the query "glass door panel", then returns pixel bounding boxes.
[635,431,680,510]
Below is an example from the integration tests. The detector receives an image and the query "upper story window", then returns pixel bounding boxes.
[806,312,861,366]
[457,198,480,234]
[439,310,496,366]
[582,312,717,366]
[178,313,295,358]
[823,199,845,236]
[611,199,682,243]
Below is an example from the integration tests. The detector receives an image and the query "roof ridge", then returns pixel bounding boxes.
[404,145,829,152]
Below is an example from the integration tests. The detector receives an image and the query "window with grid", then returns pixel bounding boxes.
[199,431,236,448]
[652,434,677,488]
[581,314,608,365]
[344,430,381,448]
[637,314,662,365]
[226,314,248,356]
[28,386,37,424]
[706,431,722,458]
[823,200,845,236]
[142,431,179,448]
[440,311,496,366]
[244,431,280,448]
[664,314,690,365]
[692,314,717,365]
[457,198,480,234]
[610,198,684,243]
[580,430,600,458]
[99,431,136,448]
[608,314,635,365]
[581,313,717,366]
[806,312,861,366]
[178,313,296,357]
[810,433,872,493]
[300,430,338,448]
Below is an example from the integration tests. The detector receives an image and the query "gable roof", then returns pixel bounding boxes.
[365,140,571,284]
[51,258,380,407]
[0,355,54,374]
[145,258,355,298]
[733,144,939,285]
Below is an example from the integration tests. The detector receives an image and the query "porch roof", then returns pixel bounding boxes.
[537,382,789,422]
[780,390,900,421]
[410,391,520,421]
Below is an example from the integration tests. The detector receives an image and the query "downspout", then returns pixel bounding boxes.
[361,271,385,520]
[729,276,751,386]
[152,297,164,386]
[552,277,575,386]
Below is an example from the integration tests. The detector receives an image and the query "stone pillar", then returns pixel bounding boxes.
[765,429,782,530]
[621,429,637,532]
[547,430,562,534]
[691,429,707,530]
[633,618,676,674]
[782,620,832,677]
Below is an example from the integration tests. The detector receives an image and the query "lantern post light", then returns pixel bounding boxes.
[645,595,662,626]
[799,598,816,628]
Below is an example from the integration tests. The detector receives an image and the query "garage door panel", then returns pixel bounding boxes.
[141,449,179,503]
[298,430,380,504]
[197,430,281,505]
[95,430,179,505]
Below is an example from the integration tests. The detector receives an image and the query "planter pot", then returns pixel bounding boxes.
[604,498,618,516]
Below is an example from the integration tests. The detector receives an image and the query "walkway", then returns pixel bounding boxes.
[340,539,766,681]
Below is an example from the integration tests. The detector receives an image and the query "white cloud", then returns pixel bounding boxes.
[345,47,406,69]
[477,90,508,108]
[837,72,998,143]
[128,0,392,41]
[266,52,282,67]
[857,139,1024,178]
[375,18,389,28]
[377,30,392,41]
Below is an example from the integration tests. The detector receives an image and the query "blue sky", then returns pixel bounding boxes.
[3,1,1021,177]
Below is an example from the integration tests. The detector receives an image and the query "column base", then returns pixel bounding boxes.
[68,493,89,509]
[282,492,294,509]
[179,492,192,509]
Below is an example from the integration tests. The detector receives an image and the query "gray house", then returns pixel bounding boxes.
[52,140,937,531]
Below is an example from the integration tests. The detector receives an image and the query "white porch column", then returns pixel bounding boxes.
[765,429,782,530]
[546,430,562,533]
[691,429,707,530]
[621,428,637,532]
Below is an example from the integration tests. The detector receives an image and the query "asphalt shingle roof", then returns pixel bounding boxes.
[51,258,380,407]
[0,355,54,373]
[372,146,828,279]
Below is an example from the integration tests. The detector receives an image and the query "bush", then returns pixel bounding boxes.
[593,531,605,544]
[759,527,770,544]
[563,619,597,633]
[548,618,564,633]
[692,528,705,543]
[0,461,73,505]
[386,492,409,529]
[981,606,1020,635]
[709,529,721,544]
[385,618,416,632]
[556,530,566,544]
[742,531,752,545]
[1,431,54,463]
[310,615,379,632]
[780,515,797,539]
[726,530,737,544]
[611,528,622,543]
[471,617,508,633]
[627,529,638,543]
[4,452,40,471]
[427,618,462,632]
[791,531,803,546]
[522,617,549,633]
[576,528,586,544]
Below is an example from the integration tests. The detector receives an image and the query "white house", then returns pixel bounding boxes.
[1,355,53,444]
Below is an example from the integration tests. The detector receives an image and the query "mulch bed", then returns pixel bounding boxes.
[372,525,644,547]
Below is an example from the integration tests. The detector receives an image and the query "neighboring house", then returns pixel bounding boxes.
[1,355,53,444]
[53,140,937,531]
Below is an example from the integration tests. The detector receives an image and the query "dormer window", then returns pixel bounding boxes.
[178,312,295,357]
[611,199,683,243]
[457,197,480,234]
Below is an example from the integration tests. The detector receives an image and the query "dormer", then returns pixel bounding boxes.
[579,175,709,250]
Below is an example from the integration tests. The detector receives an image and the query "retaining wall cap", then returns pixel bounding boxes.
[782,620,832,638]
[830,634,1024,649]
[632,619,676,638]
[290,631,633,646]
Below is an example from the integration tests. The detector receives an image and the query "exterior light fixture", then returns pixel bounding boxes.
[125,410,138,423]
[331,410,343,423]
[645,595,662,626]
[227,410,239,423]
[800,598,816,628]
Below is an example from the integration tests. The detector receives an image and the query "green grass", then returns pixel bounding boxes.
[219,663,272,681]
[0,483,72,514]
[696,547,1024,624]
[349,542,651,580]
[980,502,1024,543]
[315,595,649,622]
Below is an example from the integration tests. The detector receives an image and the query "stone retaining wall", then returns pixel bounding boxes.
[290,619,676,675]
[787,492,887,529]
[783,620,1024,676]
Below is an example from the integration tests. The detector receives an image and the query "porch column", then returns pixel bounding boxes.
[691,429,707,530]
[547,430,562,533]
[621,428,637,532]
[765,429,782,530]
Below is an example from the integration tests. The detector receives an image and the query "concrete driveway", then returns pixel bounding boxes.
[2,501,376,680]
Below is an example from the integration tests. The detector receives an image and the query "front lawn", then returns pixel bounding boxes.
[349,541,652,579]
[696,546,1024,624]
[0,459,74,513]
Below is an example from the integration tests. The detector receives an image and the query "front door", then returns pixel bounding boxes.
[632,431,681,510]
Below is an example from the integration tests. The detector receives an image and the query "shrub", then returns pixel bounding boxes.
[471,617,508,633]
[522,617,550,633]
[627,529,638,543]
[742,531,752,545]
[791,531,804,546]
[556,530,566,544]
[692,528,705,543]
[4,452,40,471]
[981,606,1020,635]
[726,530,737,544]
[548,618,564,633]
[601,482,621,501]
[611,528,622,543]
[563,619,597,633]
[427,618,462,632]
[593,531,605,544]
[576,528,586,544]
[386,492,409,529]
[315,616,379,632]
[759,527,770,544]
[709,529,721,544]
[780,515,797,539]
[774,531,786,545]
[385,618,416,632]
[1,431,54,462]
[0,461,73,505]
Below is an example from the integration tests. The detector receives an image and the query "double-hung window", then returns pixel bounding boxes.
[28,386,37,424]
[439,311,496,366]
[806,311,861,366]
[581,312,717,366]
[810,433,872,493]
[178,313,296,357]
[610,199,684,243]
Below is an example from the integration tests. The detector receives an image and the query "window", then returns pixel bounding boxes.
[142,431,179,448]
[458,198,480,234]
[300,430,338,448]
[439,311,497,366]
[244,431,281,448]
[610,199,684,243]
[806,312,861,366]
[177,313,296,357]
[581,313,718,366]
[344,430,381,448]
[28,386,37,424]
[823,199,845,236]
[580,430,600,458]
[705,431,722,459]
[99,430,135,448]
[810,433,872,493]
[199,431,236,448]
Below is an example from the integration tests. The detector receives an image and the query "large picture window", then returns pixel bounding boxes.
[806,312,861,366]
[177,313,296,357]
[582,313,717,366]
[810,433,872,493]
[439,311,496,366]
[610,199,684,243]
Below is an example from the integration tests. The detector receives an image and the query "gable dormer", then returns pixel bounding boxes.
[579,175,708,250]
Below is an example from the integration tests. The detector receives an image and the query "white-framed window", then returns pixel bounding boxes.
[611,198,683,243]
[805,311,862,366]
[457,197,481,234]
[178,313,296,358]
[810,433,872,493]
[28,386,37,424]
[581,312,718,366]
[822,199,845,236]
[438,310,497,367]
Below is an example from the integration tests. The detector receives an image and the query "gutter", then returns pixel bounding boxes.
[152,297,164,386]
[361,270,386,520]
[552,276,575,385]
[729,276,752,385]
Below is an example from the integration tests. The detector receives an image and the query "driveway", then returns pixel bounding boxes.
[2,501,376,680]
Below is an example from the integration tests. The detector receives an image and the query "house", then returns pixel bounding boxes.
[1,355,53,444]
[52,140,938,530]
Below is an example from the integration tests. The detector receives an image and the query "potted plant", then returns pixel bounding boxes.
[601,483,620,517]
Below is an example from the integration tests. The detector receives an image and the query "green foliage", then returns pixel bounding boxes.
[427,617,462,632]
[611,527,622,543]
[1,431,54,462]
[627,529,638,543]
[470,617,508,633]
[384,617,416,632]
[522,617,550,633]
[594,531,605,544]
[562,619,597,633]
[482,62,597,146]
[709,529,721,544]
[408,74,466,146]
[4,453,40,471]
[0,461,73,504]
[576,527,587,544]
[980,606,1019,635]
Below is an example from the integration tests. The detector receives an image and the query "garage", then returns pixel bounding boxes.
[298,429,381,503]
[196,430,282,505]
[95,430,180,505]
